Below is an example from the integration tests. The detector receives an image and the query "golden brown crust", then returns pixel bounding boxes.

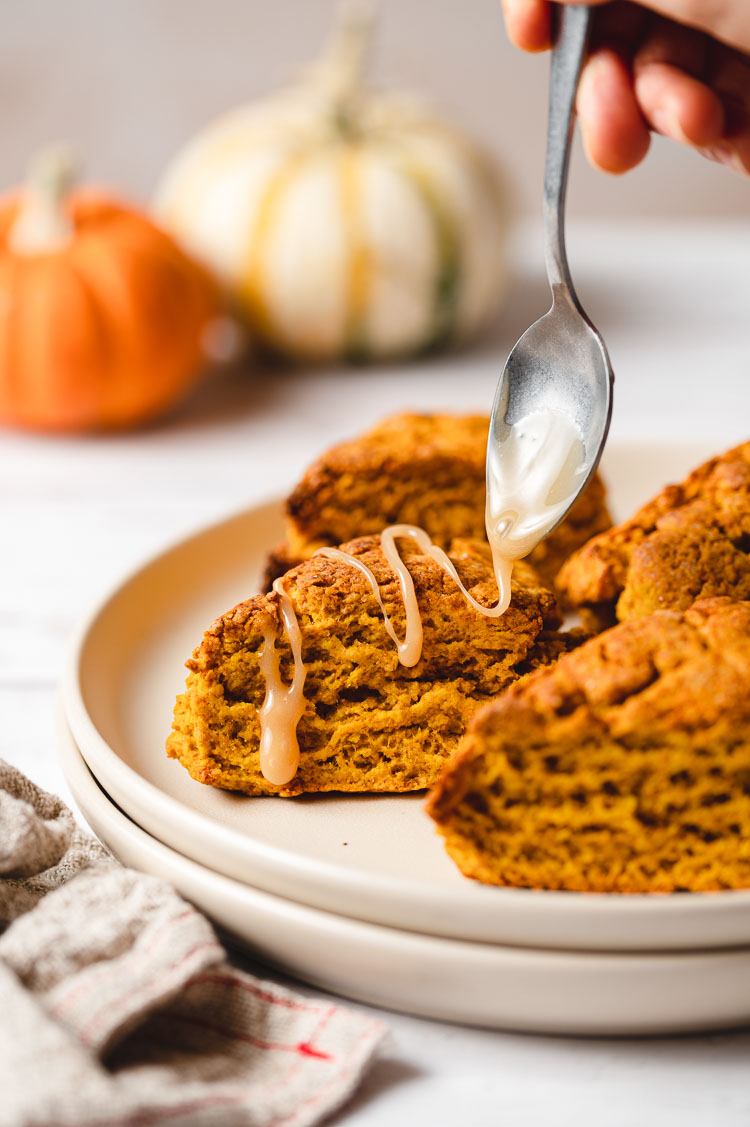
[168,534,563,797]
[275,413,612,592]
[557,441,750,626]
[287,414,490,552]
[427,597,750,893]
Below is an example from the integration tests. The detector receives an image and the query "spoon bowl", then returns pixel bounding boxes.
[488,4,614,538]
[493,290,613,475]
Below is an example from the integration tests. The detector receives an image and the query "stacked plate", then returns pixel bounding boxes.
[60,447,750,1035]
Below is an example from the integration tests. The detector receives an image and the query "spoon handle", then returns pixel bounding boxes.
[543,4,593,299]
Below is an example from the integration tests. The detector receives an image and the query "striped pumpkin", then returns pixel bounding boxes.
[154,10,511,362]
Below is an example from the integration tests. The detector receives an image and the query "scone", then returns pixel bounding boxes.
[557,441,750,629]
[266,413,612,591]
[168,534,565,797]
[427,597,750,893]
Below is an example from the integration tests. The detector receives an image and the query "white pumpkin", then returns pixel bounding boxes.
[154,7,511,361]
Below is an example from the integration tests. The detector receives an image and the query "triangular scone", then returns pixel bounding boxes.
[427,598,750,893]
[266,413,611,593]
[168,535,563,797]
[557,441,750,629]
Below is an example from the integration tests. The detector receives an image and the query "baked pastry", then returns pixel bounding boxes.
[266,413,612,591]
[557,441,750,629]
[168,534,566,797]
[427,597,750,893]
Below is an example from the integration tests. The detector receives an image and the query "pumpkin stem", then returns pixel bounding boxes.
[308,0,375,136]
[8,145,76,255]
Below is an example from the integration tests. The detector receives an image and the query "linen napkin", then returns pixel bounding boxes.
[0,759,385,1127]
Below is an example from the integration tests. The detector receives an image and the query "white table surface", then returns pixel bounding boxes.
[3,219,750,1126]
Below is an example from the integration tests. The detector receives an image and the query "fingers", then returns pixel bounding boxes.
[500,0,750,175]
[501,0,653,172]
[632,18,724,147]
[533,0,750,56]
[632,20,750,171]
[634,62,724,145]
[578,10,750,175]
[576,48,652,172]
[707,41,750,170]
[501,0,553,52]
[500,0,631,53]
[501,0,750,58]
[605,1,750,56]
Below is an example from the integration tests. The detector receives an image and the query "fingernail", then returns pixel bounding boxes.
[702,143,745,173]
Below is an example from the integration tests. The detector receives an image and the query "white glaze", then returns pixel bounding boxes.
[485,408,586,609]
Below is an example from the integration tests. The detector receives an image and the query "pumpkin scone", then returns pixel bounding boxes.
[427,598,750,893]
[265,412,612,592]
[557,441,750,629]
[168,534,566,797]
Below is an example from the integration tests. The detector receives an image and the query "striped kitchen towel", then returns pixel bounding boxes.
[0,760,385,1127]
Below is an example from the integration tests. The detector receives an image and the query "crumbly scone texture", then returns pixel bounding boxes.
[272,412,611,591]
[557,441,750,629]
[167,535,562,797]
[427,597,750,893]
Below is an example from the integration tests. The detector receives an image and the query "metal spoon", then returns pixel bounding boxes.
[487,4,614,530]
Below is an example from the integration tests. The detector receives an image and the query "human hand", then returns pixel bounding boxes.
[501,0,750,174]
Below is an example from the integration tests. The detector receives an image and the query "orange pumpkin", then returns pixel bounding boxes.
[0,150,221,432]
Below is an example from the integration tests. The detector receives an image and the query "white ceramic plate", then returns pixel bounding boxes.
[59,714,750,1036]
[62,440,750,952]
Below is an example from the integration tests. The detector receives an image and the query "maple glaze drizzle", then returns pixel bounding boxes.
[257,577,307,786]
[256,523,509,785]
[319,523,514,669]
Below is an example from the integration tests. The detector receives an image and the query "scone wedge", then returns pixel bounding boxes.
[168,535,565,797]
[427,597,750,893]
[558,440,750,629]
